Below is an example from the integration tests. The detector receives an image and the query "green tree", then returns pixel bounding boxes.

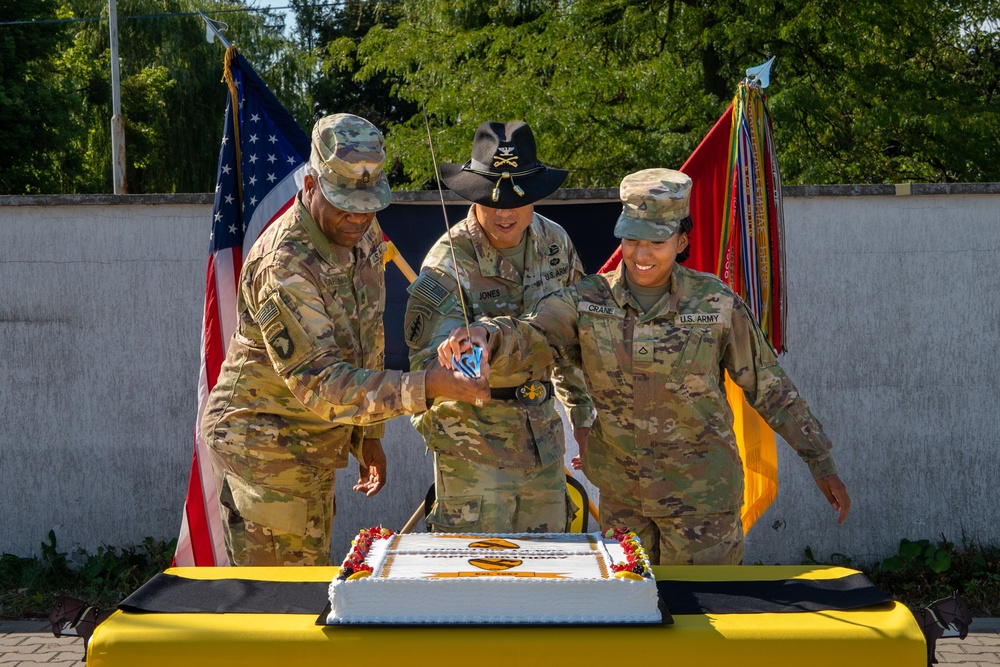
[54,0,311,194]
[290,0,415,181]
[705,0,1000,183]
[342,0,999,187]
[347,1,734,188]
[0,0,86,194]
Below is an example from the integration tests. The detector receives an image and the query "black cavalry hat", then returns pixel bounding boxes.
[440,121,568,209]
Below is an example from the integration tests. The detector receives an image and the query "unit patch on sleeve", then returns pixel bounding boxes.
[404,304,434,349]
[259,293,314,374]
[264,321,295,359]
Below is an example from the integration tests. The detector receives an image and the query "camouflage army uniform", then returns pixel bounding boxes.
[405,209,594,533]
[202,199,427,566]
[480,262,838,564]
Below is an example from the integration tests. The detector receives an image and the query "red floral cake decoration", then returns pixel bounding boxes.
[337,526,394,581]
[604,527,652,578]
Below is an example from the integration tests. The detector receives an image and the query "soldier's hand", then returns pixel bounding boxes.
[426,365,491,406]
[354,438,386,498]
[437,325,490,370]
[571,427,590,470]
[815,473,850,524]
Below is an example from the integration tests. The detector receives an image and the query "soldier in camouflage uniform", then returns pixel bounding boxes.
[440,168,851,564]
[202,114,490,566]
[405,121,595,533]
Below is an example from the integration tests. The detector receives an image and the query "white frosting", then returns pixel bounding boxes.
[327,532,660,624]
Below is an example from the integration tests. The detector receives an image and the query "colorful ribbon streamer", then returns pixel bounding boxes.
[718,81,787,352]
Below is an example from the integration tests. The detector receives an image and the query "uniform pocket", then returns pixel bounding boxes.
[221,472,308,536]
[579,316,627,391]
[690,514,744,565]
[669,327,714,383]
[427,495,483,532]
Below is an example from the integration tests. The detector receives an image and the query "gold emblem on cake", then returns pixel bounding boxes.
[468,557,522,571]
[468,538,520,550]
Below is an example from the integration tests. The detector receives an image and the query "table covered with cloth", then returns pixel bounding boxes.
[87,565,925,667]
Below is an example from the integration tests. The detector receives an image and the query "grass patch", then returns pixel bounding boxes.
[0,531,174,620]
[804,535,1000,617]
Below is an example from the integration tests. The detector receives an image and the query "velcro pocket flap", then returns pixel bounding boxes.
[223,472,308,536]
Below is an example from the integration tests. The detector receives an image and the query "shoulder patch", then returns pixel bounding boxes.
[255,300,280,329]
[407,270,459,315]
[260,292,313,374]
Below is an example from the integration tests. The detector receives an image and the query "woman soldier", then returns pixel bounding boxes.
[439,168,850,565]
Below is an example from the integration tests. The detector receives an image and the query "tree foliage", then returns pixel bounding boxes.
[0,0,85,194]
[2,0,996,193]
[343,0,999,188]
[0,0,311,194]
[54,0,313,194]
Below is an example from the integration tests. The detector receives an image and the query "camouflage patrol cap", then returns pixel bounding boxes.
[309,113,391,213]
[613,168,692,240]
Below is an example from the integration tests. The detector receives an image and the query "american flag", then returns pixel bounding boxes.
[174,46,311,566]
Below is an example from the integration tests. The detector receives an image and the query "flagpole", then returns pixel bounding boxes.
[199,12,231,48]
[108,0,127,194]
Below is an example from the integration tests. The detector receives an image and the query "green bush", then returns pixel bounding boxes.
[803,535,1000,617]
[0,530,175,619]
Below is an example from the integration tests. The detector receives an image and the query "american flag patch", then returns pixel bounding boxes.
[410,273,450,308]
[255,300,280,328]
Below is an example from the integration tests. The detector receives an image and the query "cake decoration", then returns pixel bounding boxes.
[605,527,652,577]
[326,531,662,624]
[336,525,394,581]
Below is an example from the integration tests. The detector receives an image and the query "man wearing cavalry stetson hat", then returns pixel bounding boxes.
[405,120,595,533]
[202,113,489,566]
[440,167,850,564]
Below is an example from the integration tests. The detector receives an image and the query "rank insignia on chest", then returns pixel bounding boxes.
[633,340,654,364]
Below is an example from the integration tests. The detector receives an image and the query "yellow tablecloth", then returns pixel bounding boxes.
[87,565,925,667]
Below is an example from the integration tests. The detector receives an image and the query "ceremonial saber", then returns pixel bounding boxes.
[420,103,480,377]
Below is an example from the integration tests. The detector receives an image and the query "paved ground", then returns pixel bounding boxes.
[2,617,999,665]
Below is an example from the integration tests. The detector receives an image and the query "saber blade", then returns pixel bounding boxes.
[421,104,481,379]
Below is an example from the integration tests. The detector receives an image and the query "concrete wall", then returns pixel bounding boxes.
[1,187,997,565]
